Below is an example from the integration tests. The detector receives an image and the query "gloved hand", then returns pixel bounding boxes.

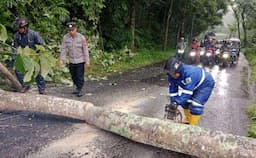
[165,102,178,111]
[6,59,14,68]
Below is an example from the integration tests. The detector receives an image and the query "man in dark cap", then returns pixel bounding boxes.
[59,22,90,97]
[11,17,46,94]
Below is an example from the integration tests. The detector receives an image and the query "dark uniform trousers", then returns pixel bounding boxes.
[15,70,45,92]
[69,62,85,91]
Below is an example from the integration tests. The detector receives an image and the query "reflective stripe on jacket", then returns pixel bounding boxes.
[168,64,215,106]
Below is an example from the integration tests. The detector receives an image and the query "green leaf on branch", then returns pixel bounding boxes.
[14,54,33,73]
[14,48,40,83]
[24,63,35,82]
[13,45,65,83]
[21,46,36,57]
[35,45,46,52]
[40,53,54,78]
[32,62,41,81]
[0,24,8,43]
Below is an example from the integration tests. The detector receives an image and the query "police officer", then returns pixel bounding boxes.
[59,22,90,97]
[12,18,46,94]
[163,57,215,125]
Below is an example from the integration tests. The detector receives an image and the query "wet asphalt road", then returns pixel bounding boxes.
[1,53,254,158]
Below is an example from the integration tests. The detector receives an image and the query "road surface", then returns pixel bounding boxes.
[0,53,253,158]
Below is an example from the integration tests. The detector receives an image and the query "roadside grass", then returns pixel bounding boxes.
[244,48,256,80]
[244,48,256,138]
[87,49,175,79]
[247,102,256,138]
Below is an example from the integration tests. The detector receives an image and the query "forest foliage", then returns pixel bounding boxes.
[0,0,229,51]
[7,0,256,83]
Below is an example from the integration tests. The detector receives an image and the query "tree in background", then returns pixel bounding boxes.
[230,0,256,47]
[100,0,227,51]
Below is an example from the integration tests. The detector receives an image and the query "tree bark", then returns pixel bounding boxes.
[232,7,241,40]
[241,9,247,46]
[0,61,22,91]
[130,0,136,53]
[163,0,174,51]
[0,89,256,158]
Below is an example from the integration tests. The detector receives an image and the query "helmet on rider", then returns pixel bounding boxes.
[192,38,198,43]
[18,18,29,28]
[164,57,182,75]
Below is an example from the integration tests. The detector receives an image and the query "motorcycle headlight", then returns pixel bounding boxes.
[206,52,212,57]
[178,49,184,53]
[200,51,205,55]
[190,51,196,56]
[223,53,229,58]
[216,49,220,54]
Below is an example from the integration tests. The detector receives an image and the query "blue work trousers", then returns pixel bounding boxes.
[15,70,45,92]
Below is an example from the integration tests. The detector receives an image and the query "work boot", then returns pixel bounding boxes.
[72,88,79,94]
[20,85,30,93]
[39,90,46,95]
[189,114,201,126]
[77,89,84,97]
[183,109,191,124]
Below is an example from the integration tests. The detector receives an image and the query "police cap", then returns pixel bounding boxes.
[66,22,76,30]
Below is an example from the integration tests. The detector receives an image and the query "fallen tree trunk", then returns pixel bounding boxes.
[0,89,256,158]
[0,61,22,91]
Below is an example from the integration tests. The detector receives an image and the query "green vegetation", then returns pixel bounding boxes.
[0,0,228,52]
[87,49,174,78]
[231,0,256,139]
[247,102,256,138]
[0,0,229,83]
[244,48,256,80]
[244,48,256,138]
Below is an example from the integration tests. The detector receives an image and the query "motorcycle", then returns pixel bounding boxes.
[199,47,206,63]
[219,49,231,67]
[215,48,221,64]
[188,49,197,65]
[176,49,185,60]
[229,37,241,57]
[201,48,215,66]
[230,48,238,66]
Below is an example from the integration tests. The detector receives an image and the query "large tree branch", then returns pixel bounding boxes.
[0,62,22,91]
[0,89,255,158]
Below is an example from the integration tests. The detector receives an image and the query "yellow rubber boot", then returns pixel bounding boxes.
[189,115,201,126]
[183,109,191,124]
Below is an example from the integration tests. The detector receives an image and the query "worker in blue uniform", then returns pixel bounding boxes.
[163,57,215,125]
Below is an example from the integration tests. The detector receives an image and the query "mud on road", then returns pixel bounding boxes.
[0,53,254,158]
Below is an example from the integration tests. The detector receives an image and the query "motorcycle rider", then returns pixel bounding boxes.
[176,37,186,50]
[163,57,215,125]
[189,38,200,64]
[221,40,231,52]
[176,37,186,59]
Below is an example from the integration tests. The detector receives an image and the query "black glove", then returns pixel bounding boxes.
[6,59,14,68]
[165,102,178,111]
